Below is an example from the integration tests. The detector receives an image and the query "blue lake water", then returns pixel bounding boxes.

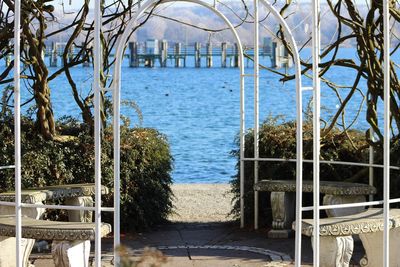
[2,48,398,183]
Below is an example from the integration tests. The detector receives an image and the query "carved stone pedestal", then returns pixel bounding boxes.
[52,240,91,267]
[359,228,400,267]
[0,203,45,267]
[0,237,35,267]
[258,180,376,239]
[65,196,94,222]
[268,192,295,238]
[268,194,368,238]
[311,235,354,267]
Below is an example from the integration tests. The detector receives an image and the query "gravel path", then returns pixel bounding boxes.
[168,183,235,222]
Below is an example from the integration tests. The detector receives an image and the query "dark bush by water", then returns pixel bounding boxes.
[0,114,173,232]
[230,117,371,227]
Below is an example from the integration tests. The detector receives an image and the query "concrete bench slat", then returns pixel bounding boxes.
[0,183,109,203]
[255,180,376,195]
[0,215,111,241]
[297,208,400,237]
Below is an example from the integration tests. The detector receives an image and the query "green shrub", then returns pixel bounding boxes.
[0,114,173,232]
[370,140,400,203]
[230,117,369,226]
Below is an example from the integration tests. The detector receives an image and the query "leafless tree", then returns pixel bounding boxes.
[0,0,251,139]
[272,0,400,149]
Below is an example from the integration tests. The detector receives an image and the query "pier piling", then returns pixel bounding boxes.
[129,42,139,68]
[282,45,293,68]
[161,40,168,67]
[194,42,201,68]
[50,42,58,67]
[221,42,227,68]
[206,43,213,68]
[233,43,239,68]
[144,39,158,67]
[175,43,182,68]
[271,42,281,68]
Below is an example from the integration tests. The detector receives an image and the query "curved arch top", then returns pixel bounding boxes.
[111,0,246,88]
[110,0,302,88]
[109,0,303,239]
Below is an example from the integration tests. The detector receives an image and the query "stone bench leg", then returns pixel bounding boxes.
[0,237,35,267]
[268,192,295,238]
[0,203,45,267]
[359,228,400,267]
[52,240,91,267]
[311,235,353,267]
[64,197,93,223]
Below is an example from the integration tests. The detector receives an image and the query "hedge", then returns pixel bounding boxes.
[0,113,173,232]
[229,117,371,227]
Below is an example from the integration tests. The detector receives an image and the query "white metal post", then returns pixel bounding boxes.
[383,0,390,265]
[94,0,102,266]
[240,55,245,229]
[253,0,260,230]
[113,37,121,267]
[369,129,374,201]
[312,0,321,265]
[13,0,22,266]
[294,67,303,267]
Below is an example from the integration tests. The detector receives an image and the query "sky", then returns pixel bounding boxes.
[59,0,368,11]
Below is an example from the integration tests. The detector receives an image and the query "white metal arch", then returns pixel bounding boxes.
[256,1,304,266]
[109,0,303,232]
[256,0,303,224]
[108,0,247,264]
[109,0,305,264]
[8,0,395,267]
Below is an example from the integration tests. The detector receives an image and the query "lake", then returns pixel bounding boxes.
[3,48,396,183]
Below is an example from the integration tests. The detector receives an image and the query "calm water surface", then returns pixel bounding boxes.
[4,48,398,183]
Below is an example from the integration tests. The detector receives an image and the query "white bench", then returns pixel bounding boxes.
[0,183,109,222]
[0,183,109,266]
[255,180,376,238]
[296,209,400,267]
[0,215,111,267]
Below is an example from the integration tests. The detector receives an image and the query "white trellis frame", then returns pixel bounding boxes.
[292,0,394,265]
[248,0,395,266]
[8,1,117,267]
[110,0,247,231]
[6,0,395,266]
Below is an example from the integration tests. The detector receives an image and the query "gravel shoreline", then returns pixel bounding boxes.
[168,183,235,222]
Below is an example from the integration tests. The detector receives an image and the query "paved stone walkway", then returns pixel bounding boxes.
[31,221,365,266]
[114,222,299,266]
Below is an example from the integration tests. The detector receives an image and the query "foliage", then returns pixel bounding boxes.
[0,0,155,139]
[275,0,400,145]
[371,140,400,204]
[230,117,369,226]
[0,113,173,231]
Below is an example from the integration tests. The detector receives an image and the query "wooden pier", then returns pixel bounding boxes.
[3,39,292,69]
[128,39,291,68]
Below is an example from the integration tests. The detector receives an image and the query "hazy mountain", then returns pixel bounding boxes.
[46,1,393,47]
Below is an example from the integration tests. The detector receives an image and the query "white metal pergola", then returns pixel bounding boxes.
[6,0,394,266]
